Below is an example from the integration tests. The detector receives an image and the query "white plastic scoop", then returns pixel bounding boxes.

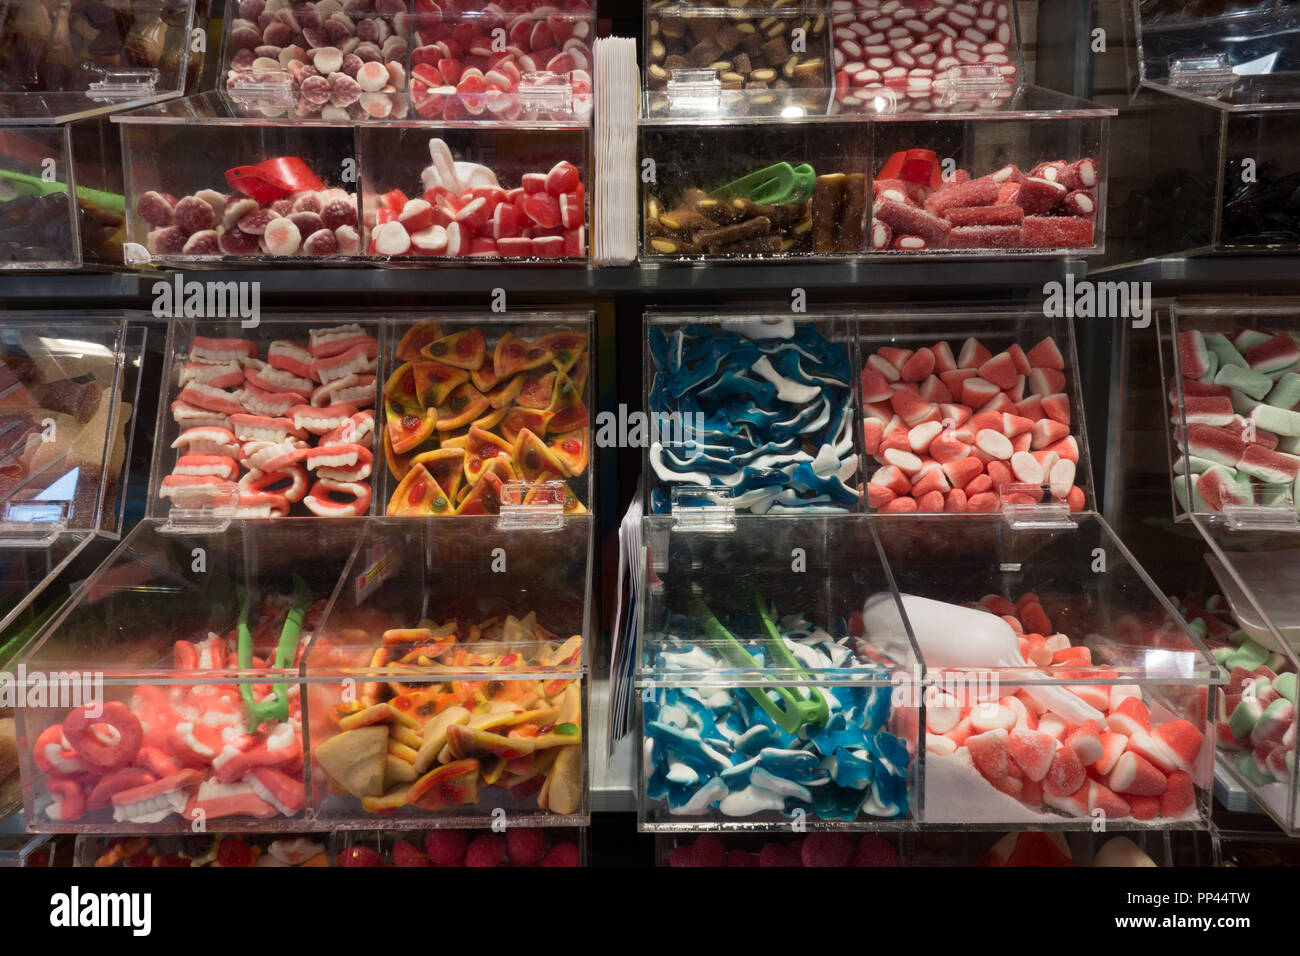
[862,592,1106,728]
[420,138,500,195]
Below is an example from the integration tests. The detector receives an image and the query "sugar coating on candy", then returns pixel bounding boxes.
[465,833,505,867]
[424,829,467,865]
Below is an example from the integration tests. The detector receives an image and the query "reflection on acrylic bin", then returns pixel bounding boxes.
[858,309,1093,516]
[873,515,1221,828]
[1163,300,1300,524]
[331,825,585,866]
[643,312,861,516]
[0,0,195,123]
[0,315,141,538]
[16,518,363,833]
[379,313,593,518]
[0,126,80,269]
[148,315,381,522]
[636,516,921,831]
[1187,517,1300,835]
[304,517,591,828]
[1109,1,1300,259]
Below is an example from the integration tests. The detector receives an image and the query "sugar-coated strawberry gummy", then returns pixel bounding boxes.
[1043,745,1086,797]
[759,843,802,867]
[423,829,467,866]
[392,839,429,867]
[801,832,855,867]
[669,845,700,867]
[465,833,505,867]
[727,849,759,867]
[337,845,383,867]
[539,841,580,867]
[849,835,901,867]
[505,827,547,867]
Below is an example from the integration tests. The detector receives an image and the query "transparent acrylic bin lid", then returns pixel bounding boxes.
[835,82,1116,122]
[637,514,920,683]
[74,831,330,867]
[1189,513,1300,835]
[305,516,590,828]
[15,518,364,833]
[1133,0,1300,108]
[0,126,81,270]
[1,315,138,539]
[306,515,592,679]
[1165,299,1300,528]
[0,532,95,664]
[1195,516,1300,662]
[0,0,195,124]
[113,87,591,127]
[873,513,1220,684]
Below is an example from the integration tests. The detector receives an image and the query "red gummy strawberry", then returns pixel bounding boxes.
[392,840,430,867]
[505,828,547,867]
[539,841,580,867]
[424,829,467,866]
[465,833,505,867]
[337,845,383,867]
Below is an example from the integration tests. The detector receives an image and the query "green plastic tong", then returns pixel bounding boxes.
[689,584,829,734]
[710,162,817,206]
[236,573,311,731]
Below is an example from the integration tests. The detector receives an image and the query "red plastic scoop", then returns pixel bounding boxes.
[226,157,324,203]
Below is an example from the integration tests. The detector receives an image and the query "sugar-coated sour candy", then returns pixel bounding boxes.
[863,333,1083,514]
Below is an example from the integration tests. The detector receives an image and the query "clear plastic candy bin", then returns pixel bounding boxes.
[147,314,381,522]
[16,518,363,833]
[304,516,591,828]
[636,515,921,831]
[1111,0,1300,256]
[1164,299,1300,526]
[858,308,1093,516]
[643,311,861,516]
[873,514,1222,829]
[1187,516,1300,836]
[0,127,80,269]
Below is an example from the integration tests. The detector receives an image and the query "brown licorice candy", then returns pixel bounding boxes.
[836,173,867,253]
[648,236,702,255]
[695,216,772,249]
[731,197,803,229]
[695,197,744,224]
[708,234,783,256]
[812,173,847,253]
